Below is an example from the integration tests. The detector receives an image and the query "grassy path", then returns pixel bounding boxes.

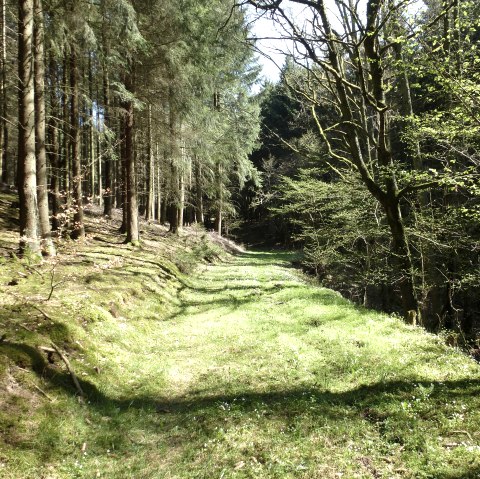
[2,250,480,478]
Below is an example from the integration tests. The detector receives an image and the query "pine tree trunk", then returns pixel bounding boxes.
[178,171,184,229]
[194,156,204,223]
[145,104,153,220]
[214,162,222,236]
[33,0,55,256]
[168,89,179,234]
[156,143,162,221]
[168,161,179,234]
[102,69,113,216]
[69,47,85,239]
[96,83,102,207]
[0,0,7,184]
[119,113,127,233]
[123,71,139,244]
[62,54,69,199]
[47,57,60,232]
[88,56,95,205]
[18,0,40,256]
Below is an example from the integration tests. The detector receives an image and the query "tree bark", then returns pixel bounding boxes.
[69,47,85,240]
[96,81,102,207]
[62,54,70,199]
[156,142,162,221]
[383,196,419,317]
[178,171,185,229]
[145,104,154,220]
[47,57,60,232]
[214,162,222,236]
[102,68,113,216]
[33,0,55,256]
[168,161,179,234]
[88,55,95,204]
[167,89,179,234]
[18,0,41,256]
[0,0,8,184]
[123,71,139,244]
[194,156,204,224]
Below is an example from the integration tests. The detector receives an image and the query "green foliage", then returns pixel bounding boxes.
[239,0,480,330]
[274,169,394,305]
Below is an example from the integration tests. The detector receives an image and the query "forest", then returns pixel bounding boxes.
[1,0,480,478]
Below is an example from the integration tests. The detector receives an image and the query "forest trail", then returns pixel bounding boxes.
[1,244,480,478]
[110,250,480,479]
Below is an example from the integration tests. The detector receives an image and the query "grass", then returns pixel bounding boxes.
[1,198,480,478]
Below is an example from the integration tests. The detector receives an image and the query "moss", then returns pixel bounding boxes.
[82,304,113,323]
[0,343,46,374]
[37,322,73,347]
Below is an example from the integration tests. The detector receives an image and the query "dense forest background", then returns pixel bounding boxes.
[5,0,480,340]
[241,0,480,339]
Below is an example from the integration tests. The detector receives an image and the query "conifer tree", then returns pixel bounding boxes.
[18,0,41,256]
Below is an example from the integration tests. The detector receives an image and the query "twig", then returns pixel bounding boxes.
[33,384,54,402]
[25,265,44,278]
[50,342,86,398]
[32,305,52,321]
[450,430,473,441]
[46,262,63,301]
[47,281,64,302]
[39,346,56,353]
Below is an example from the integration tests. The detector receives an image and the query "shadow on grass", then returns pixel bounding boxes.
[3,340,480,476]
[3,340,479,421]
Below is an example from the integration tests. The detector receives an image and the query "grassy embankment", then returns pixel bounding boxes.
[1,191,480,479]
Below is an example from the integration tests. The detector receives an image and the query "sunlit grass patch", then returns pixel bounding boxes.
[1,211,480,479]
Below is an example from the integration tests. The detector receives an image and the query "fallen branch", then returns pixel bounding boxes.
[450,430,473,441]
[33,384,54,402]
[32,305,52,321]
[39,346,56,364]
[50,342,86,398]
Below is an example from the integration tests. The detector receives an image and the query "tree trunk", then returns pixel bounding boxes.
[47,57,60,232]
[145,104,153,221]
[33,0,55,256]
[62,54,70,199]
[156,143,162,222]
[0,0,7,184]
[18,0,40,256]
[102,69,113,216]
[382,196,419,319]
[214,162,222,236]
[178,171,184,229]
[69,47,85,240]
[168,161,179,234]
[194,156,204,223]
[168,89,179,234]
[96,81,102,207]
[119,112,127,233]
[123,71,139,244]
[88,55,95,204]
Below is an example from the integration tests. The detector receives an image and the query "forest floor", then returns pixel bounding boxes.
[1,191,480,478]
